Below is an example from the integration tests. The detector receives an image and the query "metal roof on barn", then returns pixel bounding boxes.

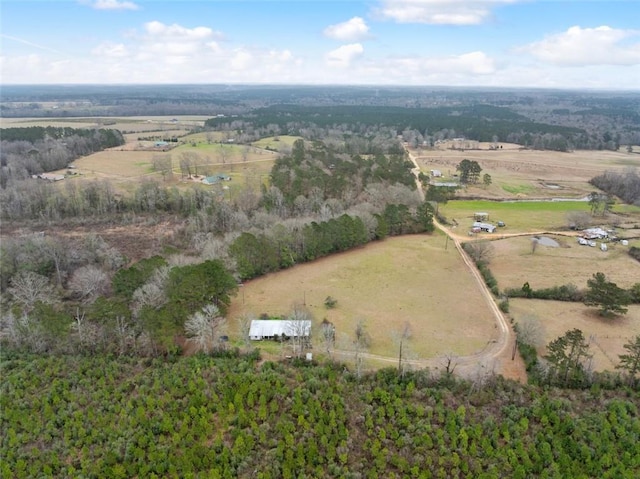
[249,320,311,339]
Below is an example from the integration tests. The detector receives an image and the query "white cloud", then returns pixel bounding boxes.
[144,21,221,41]
[92,41,128,58]
[85,0,140,11]
[390,51,496,76]
[326,43,364,68]
[324,17,370,41]
[376,0,518,25]
[231,49,253,70]
[522,25,640,66]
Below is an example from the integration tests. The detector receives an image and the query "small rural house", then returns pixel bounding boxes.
[430,169,442,177]
[202,174,232,185]
[249,320,311,341]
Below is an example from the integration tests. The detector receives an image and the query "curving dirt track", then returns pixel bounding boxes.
[332,148,528,381]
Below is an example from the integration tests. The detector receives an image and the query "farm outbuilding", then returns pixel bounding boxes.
[249,320,311,341]
[473,221,496,233]
[583,228,608,240]
[474,212,489,221]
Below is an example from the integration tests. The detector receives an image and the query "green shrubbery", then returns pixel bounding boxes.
[2,353,639,478]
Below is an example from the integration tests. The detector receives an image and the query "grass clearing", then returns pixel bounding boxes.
[228,234,499,361]
[440,200,592,231]
[510,300,640,372]
[252,135,303,151]
[490,234,639,291]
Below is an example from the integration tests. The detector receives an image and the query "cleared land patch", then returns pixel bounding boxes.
[510,300,640,372]
[490,234,639,291]
[410,144,635,200]
[228,234,499,361]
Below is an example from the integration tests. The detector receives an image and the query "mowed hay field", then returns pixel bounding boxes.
[510,300,640,372]
[228,234,499,360]
[440,200,593,231]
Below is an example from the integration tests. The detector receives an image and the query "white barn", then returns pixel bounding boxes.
[249,320,311,341]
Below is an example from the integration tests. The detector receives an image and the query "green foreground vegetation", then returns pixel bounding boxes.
[2,352,639,479]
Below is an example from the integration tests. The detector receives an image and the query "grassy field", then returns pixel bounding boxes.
[510,300,640,372]
[489,234,639,291]
[440,200,593,231]
[488,234,640,373]
[252,135,303,151]
[411,143,636,200]
[227,234,499,361]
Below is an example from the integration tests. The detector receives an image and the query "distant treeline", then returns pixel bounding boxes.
[0,127,124,188]
[590,169,640,205]
[205,104,613,151]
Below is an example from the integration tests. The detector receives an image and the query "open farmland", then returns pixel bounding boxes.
[510,300,640,372]
[252,135,304,151]
[409,143,638,200]
[27,116,279,194]
[487,234,639,373]
[489,234,640,291]
[228,234,499,361]
[440,200,593,231]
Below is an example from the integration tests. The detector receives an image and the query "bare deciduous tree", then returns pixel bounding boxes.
[516,314,545,347]
[0,310,46,352]
[321,318,336,358]
[184,303,227,353]
[464,240,494,264]
[394,321,413,377]
[8,271,57,312]
[68,265,109,304]
[131,266,170,316]
[286,304,313,358]
[236,312,255,348]
[354,319,371,379]
[152,154,173,181]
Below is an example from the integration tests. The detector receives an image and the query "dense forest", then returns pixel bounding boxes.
[205,104,594,151]
[3,85,639,149]
[2,352,639,478]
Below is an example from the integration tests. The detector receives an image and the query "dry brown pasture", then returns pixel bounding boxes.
[409,143,638,199]
[0,115,208,132]
[510,300,640,372]
[490,234,640,373]
[227,234,499,360]
[490,234,640,291]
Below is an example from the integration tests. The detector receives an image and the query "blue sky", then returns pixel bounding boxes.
[1,0,639,89]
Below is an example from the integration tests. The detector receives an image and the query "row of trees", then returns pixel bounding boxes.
[504,272,639,317]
